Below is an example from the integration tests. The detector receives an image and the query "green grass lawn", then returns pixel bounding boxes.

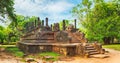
[0,45,16,48]
[103,44,120,51]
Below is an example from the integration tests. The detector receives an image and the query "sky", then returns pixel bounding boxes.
[13,0,81,25]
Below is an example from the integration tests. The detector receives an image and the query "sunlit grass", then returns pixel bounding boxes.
[39,52,61,61]
[103,44,120,51]
[0,45,16,48]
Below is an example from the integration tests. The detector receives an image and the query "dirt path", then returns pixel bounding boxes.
[0,48,120,63]
[55,48,120,63]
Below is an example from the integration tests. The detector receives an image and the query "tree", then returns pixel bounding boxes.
[0,26,6,44]
[7,15,38,42]
[0,0,16,23]
[72,0,120,44]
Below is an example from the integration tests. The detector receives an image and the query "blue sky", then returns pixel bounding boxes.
[14,0,81,25]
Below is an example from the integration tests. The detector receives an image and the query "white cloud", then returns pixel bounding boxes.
[14,0,76,24]
[45,1,74,14]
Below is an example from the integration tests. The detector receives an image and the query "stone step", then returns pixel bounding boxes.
[85,46,93,48]
[89,52,99,55]
[90,54,109,58]
[88,50,97,52]
[86,47,95,50]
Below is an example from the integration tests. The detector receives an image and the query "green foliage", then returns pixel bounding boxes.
[0,45,24,57]
[0,45,15,48]
[6,15,38,43]
[72,0,120,44]
[0,14,38,44]
[0,0,16,22]
[39,52,60,61]
[0,26,6,43]
[40,52,60,57]
[2,42,16,45]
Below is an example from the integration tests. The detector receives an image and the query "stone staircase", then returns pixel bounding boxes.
[84,45,109,58]
[85,45,100,55]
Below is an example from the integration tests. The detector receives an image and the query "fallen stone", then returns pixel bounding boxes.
[26,58,35,62]
[90,54,109,59]
[43,56,54,59]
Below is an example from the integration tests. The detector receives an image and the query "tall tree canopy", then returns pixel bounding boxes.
[0,0,16,22]
[72,0,120,44]
[7,15,38,42]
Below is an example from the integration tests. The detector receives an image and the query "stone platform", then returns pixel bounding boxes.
[18,42,81,56]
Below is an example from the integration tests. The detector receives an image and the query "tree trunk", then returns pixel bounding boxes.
[111,37,114,44]
[103,37,111,45]
[1,39,4,44]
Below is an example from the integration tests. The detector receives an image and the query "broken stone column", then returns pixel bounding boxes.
[51,24,52,31]
[37,17,41,27]
[63,20,66,30]
[74,19,76,29]
[46,17,48,26]
[42,20,44,26]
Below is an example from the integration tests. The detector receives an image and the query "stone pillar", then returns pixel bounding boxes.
[42,20,44,26]
[74,19,76,29]
[37,17,41,27]
[63,20,66,30]
[46,17,48,26]
[51,24,52,31]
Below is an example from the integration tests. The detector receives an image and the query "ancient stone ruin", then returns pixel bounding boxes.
[17,17,105,57]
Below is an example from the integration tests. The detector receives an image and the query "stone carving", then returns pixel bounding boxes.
[55,31,68,42]
[66,24,74,32]
[37,32,54,40]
